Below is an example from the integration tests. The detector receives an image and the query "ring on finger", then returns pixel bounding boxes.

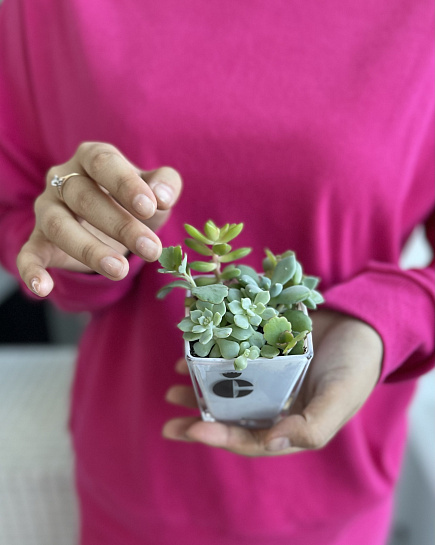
[50,172,82,201]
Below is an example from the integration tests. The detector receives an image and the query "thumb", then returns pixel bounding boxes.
[264,383,358,452]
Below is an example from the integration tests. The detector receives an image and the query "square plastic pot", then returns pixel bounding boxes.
[185,332,313,429]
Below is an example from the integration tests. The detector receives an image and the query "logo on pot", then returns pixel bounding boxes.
[212,374,254,398]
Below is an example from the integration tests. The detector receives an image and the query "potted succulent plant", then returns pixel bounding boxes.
[157,220,324,429]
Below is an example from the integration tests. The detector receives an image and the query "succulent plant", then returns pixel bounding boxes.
[157,220,323,370]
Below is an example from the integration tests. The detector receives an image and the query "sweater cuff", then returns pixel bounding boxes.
[322,261,434,383]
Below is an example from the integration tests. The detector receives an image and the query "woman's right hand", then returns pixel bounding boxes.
[17,142,183,297]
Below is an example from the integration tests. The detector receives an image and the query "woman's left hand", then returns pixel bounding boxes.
[162,309,383,456]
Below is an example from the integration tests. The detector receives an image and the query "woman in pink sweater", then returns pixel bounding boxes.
[0,1,433,544]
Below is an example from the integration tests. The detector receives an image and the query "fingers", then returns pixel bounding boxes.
[162,417,202,443]
[52,173,162,261]
[163,314,382,457]
[141,167,182,211]
[19,142,184,297]
[163,418,293,457]
[17,236,56,297]
[28,202,130,279]
[175,358,189,375]
[264,396,349,453]
[166,385,198,409]
[75,142,182,215]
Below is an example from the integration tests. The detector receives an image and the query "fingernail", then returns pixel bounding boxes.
[265,437,291,452]
[31,278,40,295]
[132,194,156,218]
[100,256,125,277]
[151,183,173,205]
[136,237,160,260]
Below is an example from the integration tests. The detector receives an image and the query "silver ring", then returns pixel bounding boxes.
[50,172,81,201]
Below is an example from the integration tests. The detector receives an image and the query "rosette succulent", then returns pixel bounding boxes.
[157,220,323,370]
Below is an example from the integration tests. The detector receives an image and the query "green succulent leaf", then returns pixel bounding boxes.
[309,290,324,304]
[277,285,311,305]
[249,314,262,327]
[224,311,234,324]
[302,276,320,290]
[292,262,303,284]
[218,223,244,243]
[283,309,313,332]
[229,325,255,341]
[263,316,292,346]
[213,327,232,339]
[236,265,260,283]
[177,317,195,332]
[178,253,188,274]
[204,220,220,242]
[269,283,283,298]
[248,346,261,360]
[260,345,280,358]
[183,331,202,341]
[213,301,226,316]
[227,288,241,302]
[261,307,277,321]
[234,355,248,370]
[220,247,252,263]
[216,338,240,359]
[259,276,271,290]
[193,339,215,357]
[199,329,214,344]
[244,283,262,297]
[249,331,266,348]
[262,249,277,272]
[191,284,229,304]
[282,330,308,354]
[156,279,193,299]
[158,246,183,271]
[212,242,232,256]
[304,297,316,309]
[220,266,241,280]
[271,254,296,285]
[254,290,270,305]
[228,300,243,315]
[189,261,217,272]
[234,314,250,329]
[239,341,250,354]
[209,343,222,358]
[184,238,213,256]
[184,223,212,244]
[217,223,230,240]
[195,300,213,312]
[194,276,218,286]
[289,339,306,355]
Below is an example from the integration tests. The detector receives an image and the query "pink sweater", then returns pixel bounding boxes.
[0,1,434,544]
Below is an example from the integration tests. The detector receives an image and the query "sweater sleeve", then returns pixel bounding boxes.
[323,213,434,383]
[0,0,144,314]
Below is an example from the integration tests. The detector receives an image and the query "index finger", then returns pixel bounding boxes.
[76,142,159,219]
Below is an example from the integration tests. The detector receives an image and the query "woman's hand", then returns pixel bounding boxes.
[162,309,383,456]
[17,142,182,297]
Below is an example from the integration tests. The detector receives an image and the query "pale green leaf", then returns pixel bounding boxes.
[218,223,244,243]
[216,338,240,359]
[220,247,252,263]
[260,345,280,358]
[185,238,213,256]
[184,223,212,244]
[204,220,220,242]
[191,284,229,304]
[271,255,296,285]
[189,261,217,272]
